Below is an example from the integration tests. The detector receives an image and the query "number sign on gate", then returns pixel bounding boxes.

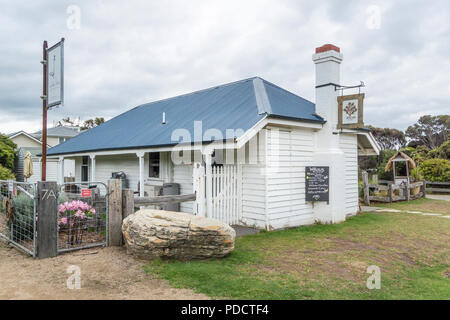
[81,189,92,197]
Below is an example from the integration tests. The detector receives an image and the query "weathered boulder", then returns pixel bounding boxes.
[122,209,235,260]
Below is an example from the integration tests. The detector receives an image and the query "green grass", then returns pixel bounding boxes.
[143,212,450,299]
[372,198,450,214]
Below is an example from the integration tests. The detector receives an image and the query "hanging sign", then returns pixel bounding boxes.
[305,166,329,202]
[47,39,64,108]
[337,94,364,129]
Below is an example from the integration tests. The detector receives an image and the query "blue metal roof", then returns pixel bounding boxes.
[48,77,324,156]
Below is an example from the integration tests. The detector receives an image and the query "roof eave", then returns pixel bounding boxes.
[266,114,326,124]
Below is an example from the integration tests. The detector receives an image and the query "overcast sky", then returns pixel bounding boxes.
[0,0,448,134]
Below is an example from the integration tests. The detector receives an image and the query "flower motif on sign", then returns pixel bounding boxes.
[344,102,357,116]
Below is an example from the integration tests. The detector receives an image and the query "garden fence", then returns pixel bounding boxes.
[0,180,37,257]
[57,181,108,253]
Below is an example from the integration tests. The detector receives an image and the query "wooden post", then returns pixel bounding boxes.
[362,171,370,205]
[405,182,411,201]
[372,174,378,185]
[90,155,96,182]
[58,156,64,185]
[37,181,58,259]
[108,179,122,246]
[122,189,135,220]
[137,152,145,197]
[121,189,134,245]
[388,183,393,203]
[205,152,213,218]
[41,41,48,181]
[420,180,426,198]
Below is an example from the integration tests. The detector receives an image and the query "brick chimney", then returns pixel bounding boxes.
[311,44,346,224]
[312,44,343,130]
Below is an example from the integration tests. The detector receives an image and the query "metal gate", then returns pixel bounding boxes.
[0,180,37,257]
[57,181,108,253]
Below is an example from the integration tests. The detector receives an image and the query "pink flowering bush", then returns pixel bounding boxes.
[58,200,97,245]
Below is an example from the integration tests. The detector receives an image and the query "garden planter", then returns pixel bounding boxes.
[410,186,420,196]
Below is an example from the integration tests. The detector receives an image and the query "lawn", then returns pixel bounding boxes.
[143,212,450,299]
[372,198,450,214]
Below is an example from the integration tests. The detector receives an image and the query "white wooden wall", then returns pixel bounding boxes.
[65,128,360,228]
[339,134,359,216]
[27,159,58,183]
[240,133,267,228]
[265,127,315,229]
[74,154,143,190]
[173,164,194,213]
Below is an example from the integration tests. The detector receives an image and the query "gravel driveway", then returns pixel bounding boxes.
[0,243,208,300]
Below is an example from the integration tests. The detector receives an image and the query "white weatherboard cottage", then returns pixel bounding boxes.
[48,44,380,230]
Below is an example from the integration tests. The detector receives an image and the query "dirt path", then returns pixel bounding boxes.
[426,194,450,201]
[0,243,209,300]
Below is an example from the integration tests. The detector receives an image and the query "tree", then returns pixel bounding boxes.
[405,115,449,149]
[56,117,77,127]
[81,117,104,130]
[56,117,105,130]
[419,158,450,182]
[428,140,450,160]
[367,125,406,150]
[0,134,17,171]
[0,164,15,180]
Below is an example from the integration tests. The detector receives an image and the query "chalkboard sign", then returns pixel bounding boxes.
[305,166,329,202]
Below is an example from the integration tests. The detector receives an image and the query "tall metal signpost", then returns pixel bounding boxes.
[41,38,64,181]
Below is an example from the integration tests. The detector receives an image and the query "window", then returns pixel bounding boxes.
[149,153,160,178]
[81,156,89,182]
[59,137,66,144]
[212,149,224,166]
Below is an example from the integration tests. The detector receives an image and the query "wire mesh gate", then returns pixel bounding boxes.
[57,181,108,253]
[0,180,37,257]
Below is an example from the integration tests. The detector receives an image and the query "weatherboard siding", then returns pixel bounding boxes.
[240,133,267,228]
[265,127,315,229]
[28,160,58,184]
[173,164,194,214]
[339,134,359,216]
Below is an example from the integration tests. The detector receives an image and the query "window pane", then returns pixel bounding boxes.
[149,153,160,178]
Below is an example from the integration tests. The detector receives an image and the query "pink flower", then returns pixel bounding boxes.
[61,217,67,225]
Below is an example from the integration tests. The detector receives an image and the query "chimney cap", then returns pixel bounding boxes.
[315,44,340,54]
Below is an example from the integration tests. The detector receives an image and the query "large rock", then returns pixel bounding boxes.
[122,209,235,260]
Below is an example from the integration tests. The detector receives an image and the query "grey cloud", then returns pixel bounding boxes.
[0,0,448,135]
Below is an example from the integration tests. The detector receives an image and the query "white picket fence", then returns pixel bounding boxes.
[211,165,242,225]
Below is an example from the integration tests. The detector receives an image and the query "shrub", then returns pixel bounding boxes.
[429,140,450,160]
[411,145,431,165]
[0,134,17,171]
[399,147,415,158]
[419,159,450,182]
[410,168,424,182]
[376,149,396,181]
[58,200,97,245]
[0,164,15,180]
[10,193,35,242]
